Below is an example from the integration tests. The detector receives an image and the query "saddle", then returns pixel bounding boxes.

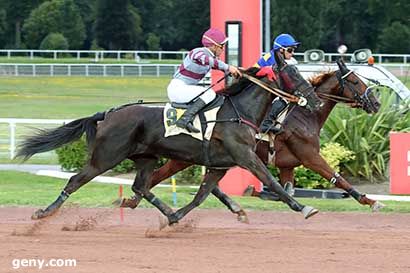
[164,95,225,141]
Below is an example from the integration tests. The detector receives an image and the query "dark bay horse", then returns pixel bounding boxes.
[17,64,323,223]
[119,60,384,221]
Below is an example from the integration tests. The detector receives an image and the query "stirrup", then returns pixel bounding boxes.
[269,126,283,135]
[263,122,283,135]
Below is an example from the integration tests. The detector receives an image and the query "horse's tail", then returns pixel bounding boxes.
[16,112,106,161]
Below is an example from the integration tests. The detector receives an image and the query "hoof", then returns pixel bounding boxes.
[31,209,47,220]
[243,185,255,196]
[302,206,319,219]
[112,196,141,209]
[168,214,179,226]
[237,213,249,224]
[284,182,295,196]
[158,216,169,230]
[371,201,386,212]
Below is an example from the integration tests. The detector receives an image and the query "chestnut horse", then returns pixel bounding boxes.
[17,63,323,224]
[119,60,384,222]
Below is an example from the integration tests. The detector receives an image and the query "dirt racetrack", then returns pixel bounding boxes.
[1,207,410,273]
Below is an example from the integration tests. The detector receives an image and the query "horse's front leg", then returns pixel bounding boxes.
[301,153,385,211]
[168,168,227,225]
[237,149,318,219]
[211,186,249,223]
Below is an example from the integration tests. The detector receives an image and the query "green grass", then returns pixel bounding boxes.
[0,171,409,213]
[0,76,169,118]
[0,76,170,163]
[0,74,408,119]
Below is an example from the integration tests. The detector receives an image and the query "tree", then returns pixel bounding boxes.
[131,0,209,50]
[0,9,7,48]
[378,21,410,54]
[73,0,97,49]
[146,33,160,50]
[39,32,69,50]
[271,0,325,51]
[94,0,142,49]
[22,0,86,49]
[0,0,44,48]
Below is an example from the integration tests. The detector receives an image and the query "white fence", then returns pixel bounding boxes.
[0,118,70,159]
[0,49,188,61]
[0,62,407,77]
[0,49,408,64]
[0,63,180,77]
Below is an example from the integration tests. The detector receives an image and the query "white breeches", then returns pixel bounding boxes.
[167,79,216,104]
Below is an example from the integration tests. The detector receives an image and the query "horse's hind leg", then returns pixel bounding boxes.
[168,168,227,225]
[118,160,191,209]
[32,144,128,219]
[32,165,112,219]
[131,157,175,219]
[211,186,249,223]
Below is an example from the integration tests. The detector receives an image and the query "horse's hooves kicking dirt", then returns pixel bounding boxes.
[371,201,386,212]
[237,213,250,224]
[158,215,170,230]
[112,198,138,209]
[302,206,319,219]
[31,209,46,220]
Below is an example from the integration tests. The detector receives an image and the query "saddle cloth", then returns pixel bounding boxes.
[163,103,221,141]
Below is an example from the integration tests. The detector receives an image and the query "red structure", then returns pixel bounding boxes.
[390,132,410,194]
[210,0,263,195]
[210,0,262,69]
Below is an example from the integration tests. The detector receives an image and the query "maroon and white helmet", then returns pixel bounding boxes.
[201,28,229,47]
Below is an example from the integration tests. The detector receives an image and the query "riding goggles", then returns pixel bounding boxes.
[284,47,296,53]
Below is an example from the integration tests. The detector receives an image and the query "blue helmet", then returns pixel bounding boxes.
[273,34,300,51]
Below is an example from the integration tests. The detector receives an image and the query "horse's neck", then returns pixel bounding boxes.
[229,83,274,125]
[314,76,340,128]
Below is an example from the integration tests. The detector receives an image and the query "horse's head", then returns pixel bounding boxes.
[278,64,323,112]
[335,59,380,113]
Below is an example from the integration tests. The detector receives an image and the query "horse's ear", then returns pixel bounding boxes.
[336,58,349,75]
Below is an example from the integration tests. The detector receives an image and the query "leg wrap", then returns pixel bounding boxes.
[347,188,365,201]
[60,190,70,201]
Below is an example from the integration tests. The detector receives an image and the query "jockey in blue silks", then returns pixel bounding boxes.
[255,33,301,134]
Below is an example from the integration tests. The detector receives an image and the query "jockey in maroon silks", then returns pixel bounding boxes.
[167,28,242,133]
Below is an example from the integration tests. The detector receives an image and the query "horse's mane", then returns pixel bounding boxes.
[309,71,336,87]
[221,67,260,96]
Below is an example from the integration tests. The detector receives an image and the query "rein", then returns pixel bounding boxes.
[240,71,308,107]
[203,95,260,132]
[315,70,376,108]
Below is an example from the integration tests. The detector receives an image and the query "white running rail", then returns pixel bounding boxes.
[0,118,71,159]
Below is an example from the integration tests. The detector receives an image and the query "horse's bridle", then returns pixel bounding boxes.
[317,69,379,111]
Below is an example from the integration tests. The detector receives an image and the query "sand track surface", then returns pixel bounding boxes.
[1,207,410,273]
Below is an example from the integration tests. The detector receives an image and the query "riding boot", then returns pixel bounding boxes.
[260,98,288,134]
[175,98,207,133]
